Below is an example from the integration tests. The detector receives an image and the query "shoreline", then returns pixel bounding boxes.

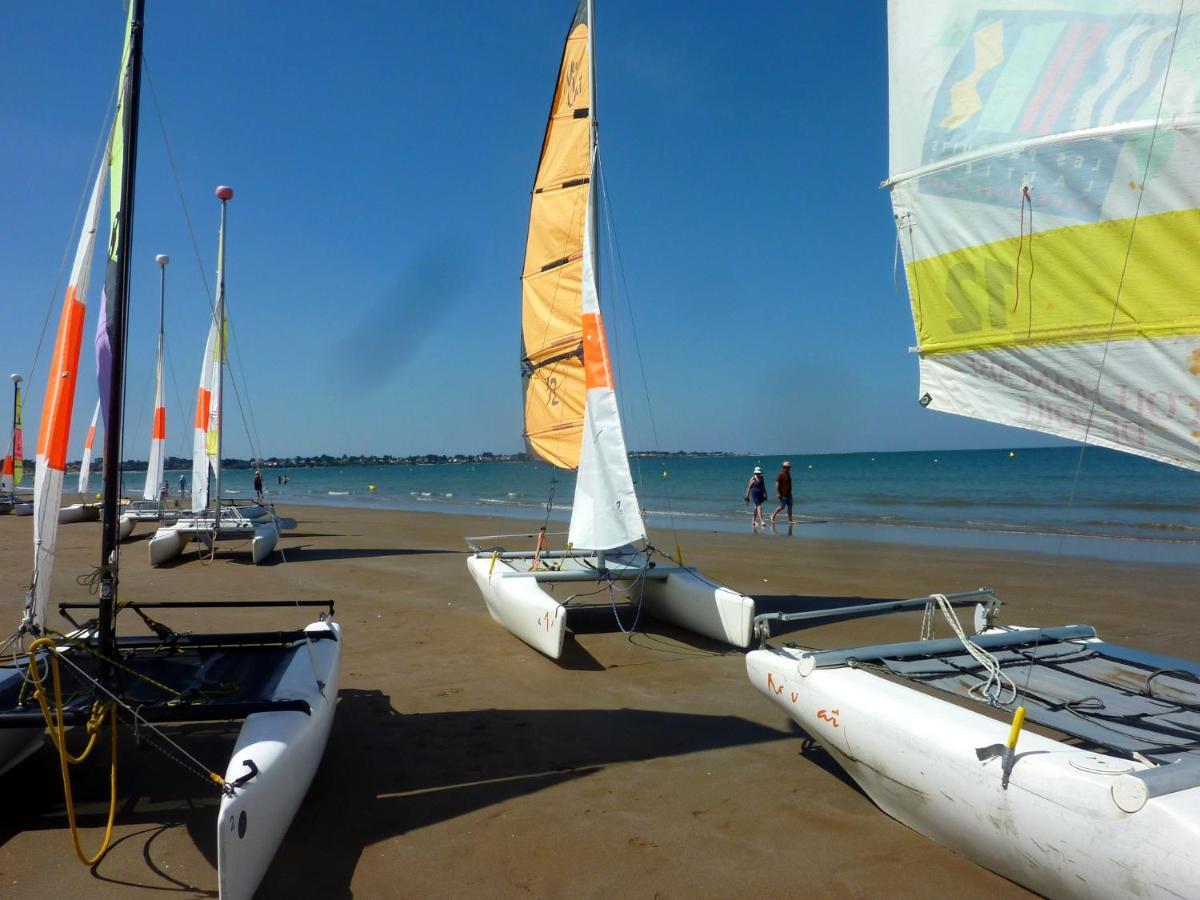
[270,493,1200,566]
[1,504,1196,897]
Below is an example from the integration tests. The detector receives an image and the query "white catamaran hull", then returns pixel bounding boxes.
[59,503,100,524]
[745,648,1200,899]
[217,620,341,900]
[149,516,289,567]
[0,668,45,777]
[467,554,568,658]
[467,553,754,660]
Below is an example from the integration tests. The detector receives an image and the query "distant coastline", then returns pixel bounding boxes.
[45,449,738,473]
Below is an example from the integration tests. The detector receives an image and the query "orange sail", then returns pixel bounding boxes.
[520,1,593,469]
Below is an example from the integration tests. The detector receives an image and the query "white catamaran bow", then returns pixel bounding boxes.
[749,3,1200,897]
[466,0,755,660]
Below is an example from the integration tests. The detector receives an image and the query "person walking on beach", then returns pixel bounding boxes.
[253,469,264,502]
[179,473,186,496]
[771,460,794,527]
[744,466,768,529]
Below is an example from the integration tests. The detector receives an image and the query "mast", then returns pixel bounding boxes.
[587,0,599,293]
[8,374,19,480]
[98,0,145,662]
[212,185,233,521]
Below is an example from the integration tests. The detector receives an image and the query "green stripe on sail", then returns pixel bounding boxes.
[908,207,1200,354]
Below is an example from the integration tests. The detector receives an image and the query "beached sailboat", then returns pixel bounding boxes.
[120,253,178,539]
[466,0,755,660]
[748,3,1200,896]
[0,374,28,515]
[0,5,340,896]
[147,193,291,566]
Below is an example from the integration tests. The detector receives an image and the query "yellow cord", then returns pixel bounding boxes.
[27,637,119,866]
[1006,705,1027,751]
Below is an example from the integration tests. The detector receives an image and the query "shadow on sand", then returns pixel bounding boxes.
[0,691,789,897]
[273,546,459,564]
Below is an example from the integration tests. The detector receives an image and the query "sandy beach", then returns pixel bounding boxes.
[0,505,1195,898]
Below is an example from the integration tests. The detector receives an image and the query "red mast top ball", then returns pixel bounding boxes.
[215,185,234,201]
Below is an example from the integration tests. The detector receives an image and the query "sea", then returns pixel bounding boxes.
[153,446,1200,564]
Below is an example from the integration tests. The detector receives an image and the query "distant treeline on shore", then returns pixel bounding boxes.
[31,449,734,473]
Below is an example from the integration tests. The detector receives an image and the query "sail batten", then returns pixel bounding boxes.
[889,0,1200,472]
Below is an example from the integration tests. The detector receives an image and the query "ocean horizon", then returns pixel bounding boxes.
[97,446,1200,565]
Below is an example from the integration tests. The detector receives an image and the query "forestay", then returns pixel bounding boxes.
[888,0,1200,471]
[519,0,644,551]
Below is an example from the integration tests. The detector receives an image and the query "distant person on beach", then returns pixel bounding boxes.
[253,469,264,501]
[179,474,186,496]
[771,460,794,526]
[744,466,768,529]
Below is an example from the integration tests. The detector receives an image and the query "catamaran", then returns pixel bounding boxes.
[466,0,756,660]
[1,373,28,515]
[0,4,340,897]
[120,253,178,540]
[748,3,1200,897]
[147,191,292,566]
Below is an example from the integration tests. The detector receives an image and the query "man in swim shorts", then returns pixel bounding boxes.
[771,460,793,526]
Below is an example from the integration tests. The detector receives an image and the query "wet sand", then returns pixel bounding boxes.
[0,505,1195,898]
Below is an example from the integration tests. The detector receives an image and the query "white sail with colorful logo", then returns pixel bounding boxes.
[748,5,1200,898]
[191,310,222,514]
[887,0,1200,470]
[78,400,101,494]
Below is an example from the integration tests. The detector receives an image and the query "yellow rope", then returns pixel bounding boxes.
[27,637,119,866]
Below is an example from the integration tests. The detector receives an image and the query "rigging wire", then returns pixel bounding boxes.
[596,158,681,555]
[143,55,264,464]
[24,85,119,405]
[1056,0,1185,557]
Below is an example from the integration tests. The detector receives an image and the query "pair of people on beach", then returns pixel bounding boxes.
[744,462,793,530]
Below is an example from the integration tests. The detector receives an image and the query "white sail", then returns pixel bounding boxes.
[888,0,1200,471]
[28,131,112,631]
[143,332,166,500]
[191,313,221,514]
[568,153,644,550]
[78,400,101,494]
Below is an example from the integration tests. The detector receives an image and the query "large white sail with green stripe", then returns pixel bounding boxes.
[888,0,1200,471]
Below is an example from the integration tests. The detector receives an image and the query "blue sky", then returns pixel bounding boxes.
[0,1,1060,459]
